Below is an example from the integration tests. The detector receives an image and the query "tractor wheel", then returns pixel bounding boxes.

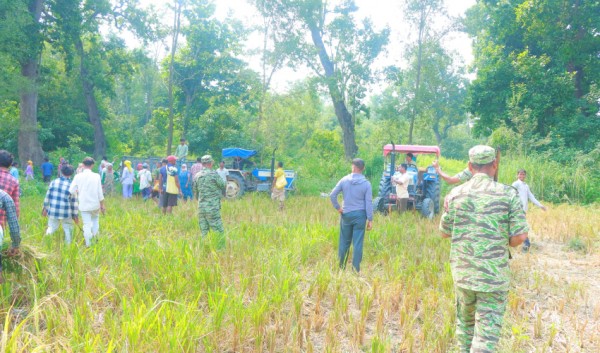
[425,180,441,214]
[373,196,384,213]
[378,173,391,198]
[226,174,245,199]
[420,197,435,220]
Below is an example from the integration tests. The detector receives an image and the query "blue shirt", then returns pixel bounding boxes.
[330,173,373,221]
[41,162,54,177]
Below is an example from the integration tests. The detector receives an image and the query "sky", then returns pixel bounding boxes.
[136,0,477,92]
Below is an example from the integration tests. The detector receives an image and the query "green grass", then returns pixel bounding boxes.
[0,194,598,352]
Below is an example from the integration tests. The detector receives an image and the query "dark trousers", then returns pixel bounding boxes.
[338,210,367,272]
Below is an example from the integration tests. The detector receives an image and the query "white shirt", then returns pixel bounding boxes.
[217,168,229,182]
[392,172,410,198]
[512,179,542,212]
[139,169,152,189]
[69,169,104,212]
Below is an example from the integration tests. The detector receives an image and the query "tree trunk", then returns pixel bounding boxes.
[167,0,182,155]
[408,9,426,145]
[18,59,45,166]
[76,39,107,159]
[309,26,357,159]
[17,0,45,166]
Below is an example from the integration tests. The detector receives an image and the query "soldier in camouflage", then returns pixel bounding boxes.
[439,145,529,353]
[193,155,226,245]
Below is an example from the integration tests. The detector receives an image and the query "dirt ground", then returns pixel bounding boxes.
[508,240,600,352]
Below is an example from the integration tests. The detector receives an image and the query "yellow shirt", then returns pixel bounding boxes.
[274,168,287,189]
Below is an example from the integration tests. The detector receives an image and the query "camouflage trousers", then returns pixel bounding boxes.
[198,210,224,237]
[455,287,508,353]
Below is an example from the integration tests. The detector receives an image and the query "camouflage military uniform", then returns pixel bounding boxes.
[193,159,226,238]
[454,168,473,183]
[439,146,529,353]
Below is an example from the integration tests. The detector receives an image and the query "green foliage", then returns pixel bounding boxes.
[466,0,600,155]
[0,100,19,154]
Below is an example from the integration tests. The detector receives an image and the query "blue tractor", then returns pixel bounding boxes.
[372,144,441,219]
[222,148,297,199]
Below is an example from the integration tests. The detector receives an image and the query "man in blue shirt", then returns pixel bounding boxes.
[329,158,373,272]
[41,157,54,183]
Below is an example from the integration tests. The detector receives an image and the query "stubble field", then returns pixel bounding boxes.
[1,194,599,352]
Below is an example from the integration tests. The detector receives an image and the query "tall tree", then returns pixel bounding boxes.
[465,0,600,154]
[253,0,389,159]
[166,0,183,155]
[51,0,156,158]
[0,0,46,165]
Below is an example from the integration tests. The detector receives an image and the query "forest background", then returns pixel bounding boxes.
[0,0,598,203]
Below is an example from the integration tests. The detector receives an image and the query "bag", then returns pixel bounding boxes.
[152,180,160,192]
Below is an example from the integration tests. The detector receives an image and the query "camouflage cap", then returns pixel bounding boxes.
[469,145,496,164]
[201,155,214,163]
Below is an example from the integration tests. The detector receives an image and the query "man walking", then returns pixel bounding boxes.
[439,145,529,352]
[43,164,79,244]
[41,157,54,183]
[69,157,105,247]
[512,169,546,252]
[329,158,373,272]
[0,189,21,283]
[193,155,226,247]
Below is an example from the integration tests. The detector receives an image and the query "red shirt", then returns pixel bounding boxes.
[0,168,19,225]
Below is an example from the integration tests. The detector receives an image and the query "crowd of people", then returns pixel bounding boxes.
[0,144,549,352]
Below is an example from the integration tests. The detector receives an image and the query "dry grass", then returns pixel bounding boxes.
[0,195,597,352]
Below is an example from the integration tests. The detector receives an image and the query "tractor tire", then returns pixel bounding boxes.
[373,196,385,213]
[425,180,441,214]
[378,172,391,197]
[420,197,435,220]
[226,174,245,199]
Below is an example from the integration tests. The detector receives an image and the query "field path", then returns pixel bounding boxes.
[509,240,600,352]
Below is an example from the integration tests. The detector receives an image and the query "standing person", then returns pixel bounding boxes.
[190,157,203,179]
[0,189,21,283]
[102,164,116,196]
[43,164,79,244]
[69,157,105,247]
[512,169,547,252]
[159,156,181,214]
[41,157,54,183]
[132,163,142,197]
[193,155,226,246]
[175,138,188,165]
[216,161,229,183]
[0,151,20,227]
[138,163,153,201]
[120,160,135,199]
[271,161,287,211]
[151,161,163,204]
[58,157,67,177]
[178,164,193,202]
[10,162,19,180]
[76,163,84,174]
[329,158,373,272]
[25,160,34,181]
[392,163,411,212]
[439,145,529,353]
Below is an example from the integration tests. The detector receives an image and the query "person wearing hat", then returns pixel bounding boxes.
[439,145,529,352]
[159,155,181,214]
[178,163,193,202]
[193,155,226,247]
[120,160,135,199]
[138,163,153,201]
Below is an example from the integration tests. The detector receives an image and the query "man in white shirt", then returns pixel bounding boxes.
[69,157,105,247]
[392,164,411,212]
[512,169,546,252]
[216,161,229,183]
